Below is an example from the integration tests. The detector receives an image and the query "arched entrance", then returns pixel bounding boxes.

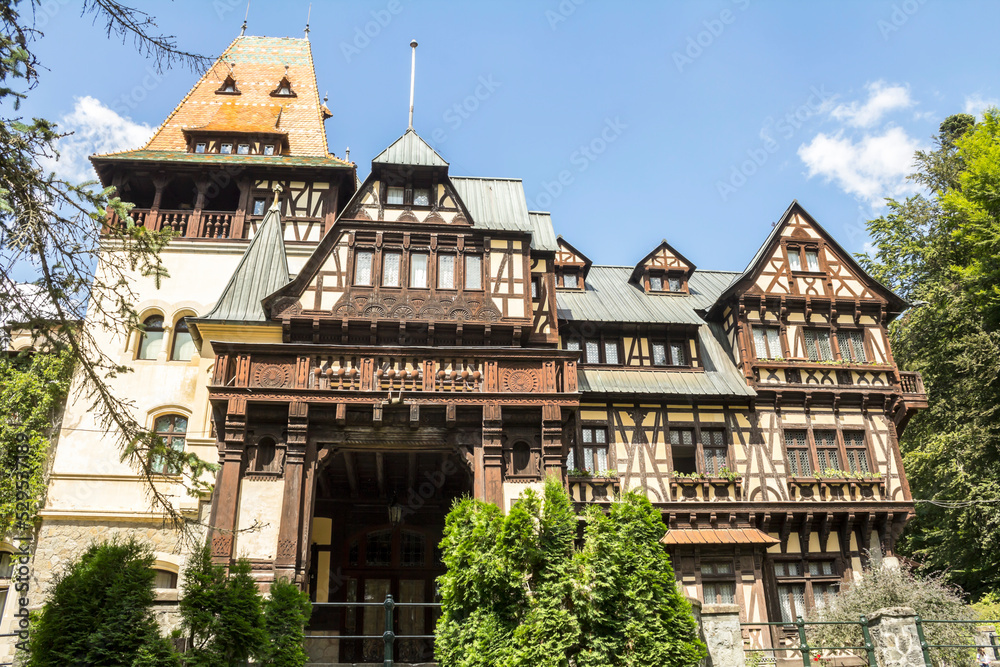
[307,446,473,664]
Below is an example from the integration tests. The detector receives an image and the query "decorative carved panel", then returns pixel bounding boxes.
[500,365,541,394]
[252,363,292,388]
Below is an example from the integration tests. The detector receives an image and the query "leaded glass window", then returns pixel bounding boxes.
[838,330,867,362]
[701,429,728,476]
[785,430,810,476]
[804,329,833,361]
[355,250,374,286]
[465,255,482,290]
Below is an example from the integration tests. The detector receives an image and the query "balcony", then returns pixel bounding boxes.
[110,208,234,239]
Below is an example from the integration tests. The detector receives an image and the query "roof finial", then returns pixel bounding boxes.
[345,147,350,162]
[271,182,283,210]
[304,3,311,39]
[408,39,418,129]
[240,0,250,36]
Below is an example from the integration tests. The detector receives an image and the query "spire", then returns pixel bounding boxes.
[198,195,289,323]
[240,0,250,36]
[408,39,417,129]
[304,3,311,39]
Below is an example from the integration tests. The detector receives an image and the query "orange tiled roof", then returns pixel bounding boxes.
[660,528,780,546]
[141,36,330,157]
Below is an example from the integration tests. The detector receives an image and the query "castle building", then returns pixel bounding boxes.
[1,33,926,664]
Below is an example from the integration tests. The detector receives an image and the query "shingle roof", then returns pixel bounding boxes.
[195,202,289,323]
[576,323,754,398]
[661,528,779,546]
[557,267,739,325]
[527,211,559,252]
[450,177,532,233]
[103,36,332,158]
[372,128,448,167]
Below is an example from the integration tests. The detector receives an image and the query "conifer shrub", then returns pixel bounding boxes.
[262,577,312,667]
[436,477,706,666]
[27,536,178,667]
[179,546,267,666]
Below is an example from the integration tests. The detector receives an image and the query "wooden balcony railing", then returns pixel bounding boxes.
[899,370,925,395]
[109,208,233,239]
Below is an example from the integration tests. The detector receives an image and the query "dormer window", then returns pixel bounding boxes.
[805,249,820,272]
[646,270,685,293]
[253,199,266,216]
[559,272,582,289]
[387,186,404,205]
[194,143,206,154]
[220,143,233,154]
[263,144,275,156]
[413,188,430,206]
[216,75,240,95]
[237,144,250,155]
[271,76,296,97]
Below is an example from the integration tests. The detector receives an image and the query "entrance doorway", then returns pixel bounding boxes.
[308,448,472,664]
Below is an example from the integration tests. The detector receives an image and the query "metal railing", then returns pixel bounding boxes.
[916,617,999,665]
[743,616,877,666]
[306,594,442,667]
[744,616,1000,666]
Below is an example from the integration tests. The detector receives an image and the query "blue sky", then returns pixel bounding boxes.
[20,0,1000,273]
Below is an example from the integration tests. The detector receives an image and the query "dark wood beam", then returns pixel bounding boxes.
[343,451,358,498]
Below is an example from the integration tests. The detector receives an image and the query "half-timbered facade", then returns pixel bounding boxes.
[10,31,927,666]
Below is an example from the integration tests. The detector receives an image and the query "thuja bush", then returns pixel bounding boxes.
[435,477,706,667]
[262,578,312,667]
[807,561,978,667]
[27,537,178,667]
[179,546,267,666]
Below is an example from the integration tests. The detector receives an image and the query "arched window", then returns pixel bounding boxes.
[137,315,164,360]
[151,414,187,474]
[0,550,13,578]
[152,568,178,589]
[512,441,531,475]
[170,317,194,361]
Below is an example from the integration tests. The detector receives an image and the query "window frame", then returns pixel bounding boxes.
[437,253,456,290]
[700,428,730,476]
[219,142,233,154]
[803,328,834,361]
[381,250,402,288]
[784,427,875,478]
[409,252,429,289]
[843,430,871,475]
[700,560,737,605]
[194,142,207,154]
[169,316,195,362]
[669,427,698,474]
[578,425,610,475]
[837,328,868,363]
[236,143,250,155]
[752,325,784,360]
[263,144,275,156]
[354,249,375,286]
[464,254,483,291]
[772,557,841,624]
[136,314,165,361]
[150,413,187,476]
[386,186,405,206]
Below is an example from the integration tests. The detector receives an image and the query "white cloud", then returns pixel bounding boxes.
[40,96,154,182]
[830,81,913,128]
[797,126,923,203]
[963,93,1000,117]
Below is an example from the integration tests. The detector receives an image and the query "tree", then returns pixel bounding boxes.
[435,478,706,666]
[179,546,267,666]
[0,0,214,531]
[860,113,1000,599]
[807,562,978,667]
[262,578,313,667]
[27,536,179,666]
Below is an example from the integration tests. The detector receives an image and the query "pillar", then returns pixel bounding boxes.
[208,397,246,564]
[698,602,746,667]
[868,607,927,667]
[275,401,308,583]
[481,402,503,507]
[541,402,563,478]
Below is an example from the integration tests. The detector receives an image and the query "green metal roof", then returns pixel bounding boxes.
[372,128,448,167]
[557,267,739,325]
[195,203,290,323]
[90,150,351,169]
[577,324,754,398]
[527,211,559,252]
[450,177,532,233]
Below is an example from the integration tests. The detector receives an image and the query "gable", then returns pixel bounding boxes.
[711,201,908,314]
[555,238,592,269]
[341,174,471,225]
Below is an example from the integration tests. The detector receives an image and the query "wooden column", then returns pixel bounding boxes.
[481,402,503,507]
[275,401,309,582]
[149,173,169,231]
[188,179,209,237]
[232,176,251,240]
[541,402,564,478]
[209,397,247,564]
